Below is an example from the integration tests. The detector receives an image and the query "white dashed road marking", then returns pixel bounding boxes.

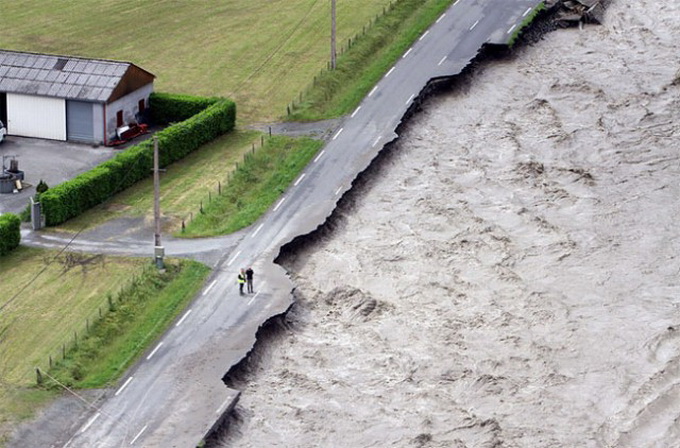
[273,197,286,211]
[130,425,148,445]
[203,279,217,295]
[175,309,192,327]
[227,250,242,266]
[146,342,163,360]
[115,377,133,396]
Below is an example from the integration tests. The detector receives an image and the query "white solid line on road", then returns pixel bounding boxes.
[202,279,217,296]
[335,186,343,196]
[406,94,415,105]
[227,250,242,266]
[507,24,517,34]
[175,309,192,327]
[351,106,361,118]
[402,47,412,58]
[385,67,396,78]
[251,223,264,238]
[419,30,429,41]
[273,197,286,211]
[130,425,148,445]
[146,342,163,360]
[115,377,133,396]
[81,412,101,433]
[372,136,381,148]
[470,20,479,30]
[368,85,378,97]
[216,397,232,414]
[436,13,446,23]
[332,128,344,140]
[438,55,447,66]
[523,7,532,17]
[314,149,326,162]
[294,173,306,186]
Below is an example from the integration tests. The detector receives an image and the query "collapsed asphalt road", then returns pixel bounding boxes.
[16,1,546,447]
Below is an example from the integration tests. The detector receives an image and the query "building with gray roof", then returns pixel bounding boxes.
[0,49,154,144]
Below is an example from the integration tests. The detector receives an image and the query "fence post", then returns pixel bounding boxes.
[261,135,264,146]
[218,181,221,195]
[268,126,272,137]
[182,220,186,233]
[36,368,43,385]
[49,355,53,369]
[200,201,204,214]
[62,344,66,360]
[74,331,78,348]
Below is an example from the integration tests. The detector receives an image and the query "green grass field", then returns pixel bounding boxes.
[184,135,322,237]
[54,130,264,234]
[0,247,208,443]
[0,0,394,123]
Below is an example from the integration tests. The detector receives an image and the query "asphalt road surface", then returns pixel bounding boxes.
[48,1,544,446]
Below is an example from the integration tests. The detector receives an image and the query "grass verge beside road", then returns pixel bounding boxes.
[0,248,208,444]
[288,0,455,121]
[183,135,323,237]
[53,130,263,234]
[46,260,209,388]
[508,2,546,47]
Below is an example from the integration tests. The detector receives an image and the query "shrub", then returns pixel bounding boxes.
[41,96,236,226]
[0,213,21,256]
[36,179,49,194]
[149,92,221,124]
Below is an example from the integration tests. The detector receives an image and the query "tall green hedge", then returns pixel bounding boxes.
[41,94,236,226]
[0,213,21,256]
[150,92,221,124]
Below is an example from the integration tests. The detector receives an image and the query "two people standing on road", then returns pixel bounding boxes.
[237,267,255,294]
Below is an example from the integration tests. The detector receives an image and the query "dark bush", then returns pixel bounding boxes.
[36,179,49,194]
[0,213,21,256]
[41,96,236,226]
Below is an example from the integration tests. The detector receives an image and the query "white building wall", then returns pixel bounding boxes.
[6,93,66,140]
[105,83,154,142]
[92,103,104,144]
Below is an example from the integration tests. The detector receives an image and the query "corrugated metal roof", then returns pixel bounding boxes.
[0,49,153,102]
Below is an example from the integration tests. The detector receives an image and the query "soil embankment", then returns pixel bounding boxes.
[212,0,680,446]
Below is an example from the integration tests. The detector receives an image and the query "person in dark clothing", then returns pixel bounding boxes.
[245,267,254,293]
[238,269,246,294]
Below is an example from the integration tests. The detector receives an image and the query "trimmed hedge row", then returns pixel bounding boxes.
[0,213,21,256]
[150,92,221,124]
[41,94,236,226]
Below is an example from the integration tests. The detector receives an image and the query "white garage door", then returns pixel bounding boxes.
[7,93,66,141]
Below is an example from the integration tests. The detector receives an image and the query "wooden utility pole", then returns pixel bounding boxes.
[331,0,337,69]
[153,136,165,270]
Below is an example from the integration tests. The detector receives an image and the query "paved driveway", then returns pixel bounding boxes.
[0,137,119,215]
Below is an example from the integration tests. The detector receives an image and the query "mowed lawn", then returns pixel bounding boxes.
[0,248,148,387]
[55,130,264,234]
[0,247,146,440]
[0,0,393,123]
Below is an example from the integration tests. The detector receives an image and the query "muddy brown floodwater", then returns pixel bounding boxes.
[211,0,680,446]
